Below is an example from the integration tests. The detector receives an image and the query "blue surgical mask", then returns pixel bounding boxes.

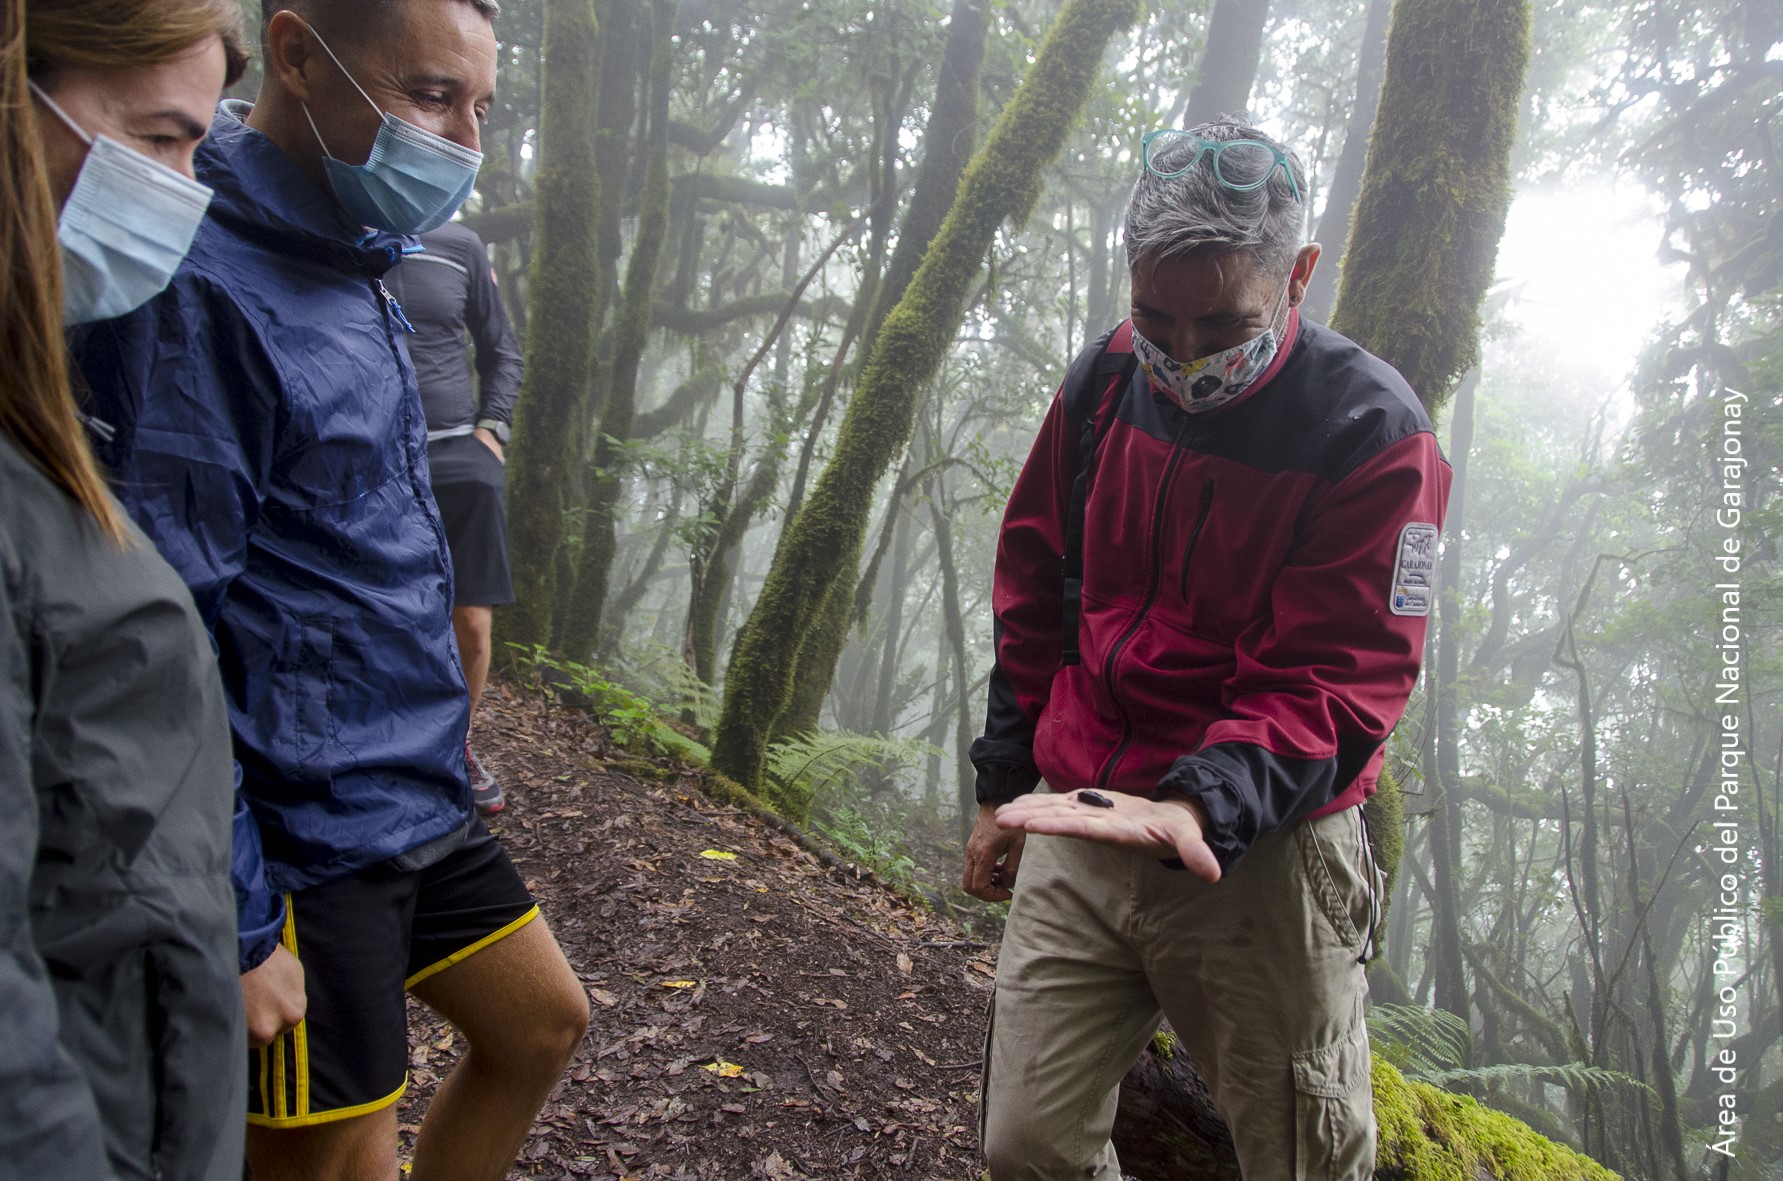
[298,21,482,234]
[31,80,213,324]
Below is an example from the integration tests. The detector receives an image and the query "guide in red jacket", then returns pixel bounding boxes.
[965,121,1451,1181]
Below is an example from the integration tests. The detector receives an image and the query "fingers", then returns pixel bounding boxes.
[962,845,1005,902]
[246,1015,279,1050]
[1176,838,1223,883]
[998,831,1026,893]
[242,946,308,1048]
[993,791,1114,829]
[244,999,302,1049]
[963,810,1022,903]
[994,790,1221,877]
[963,836,1015,903]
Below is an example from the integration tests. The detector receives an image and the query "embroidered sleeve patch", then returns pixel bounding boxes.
[1389,523,1439,616]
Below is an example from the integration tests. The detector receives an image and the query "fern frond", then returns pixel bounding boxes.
[766,730,943,806]
[1420,1062,1657,1102]
[1367,1003,1471,1075]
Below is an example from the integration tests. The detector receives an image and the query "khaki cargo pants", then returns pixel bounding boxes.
[980,802,1381,1180]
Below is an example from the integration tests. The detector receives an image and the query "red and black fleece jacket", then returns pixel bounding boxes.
[968,312,1452,872]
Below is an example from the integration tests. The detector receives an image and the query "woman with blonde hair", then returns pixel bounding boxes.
[1,0,254,1176]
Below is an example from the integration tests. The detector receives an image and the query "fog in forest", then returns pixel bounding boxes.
[238,0,1777,1171]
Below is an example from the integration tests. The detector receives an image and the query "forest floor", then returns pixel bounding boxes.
[397,680,997,1180]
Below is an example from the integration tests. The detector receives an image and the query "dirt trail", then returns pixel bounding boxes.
[399,682,994,1179]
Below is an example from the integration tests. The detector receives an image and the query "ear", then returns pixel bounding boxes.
[1288,242,1321,306]
[262,10,327,104]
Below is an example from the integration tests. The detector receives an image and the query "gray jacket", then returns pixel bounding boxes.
[0,436,243,1180]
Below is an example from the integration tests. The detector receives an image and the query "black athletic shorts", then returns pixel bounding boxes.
[428,433,515,607]
[246,816,537,1127]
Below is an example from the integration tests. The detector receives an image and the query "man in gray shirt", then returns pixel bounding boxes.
[389,218,522,815]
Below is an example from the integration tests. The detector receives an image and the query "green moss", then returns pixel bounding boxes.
[698,770,768,811]
[497,0,605,660]
[1328,0,1530,419]
[557,0,678,660]
[1373,1062,1620,1180]
[609,758,673,782]
[1152,1030,1178,1060]
[1367,763,1406,896]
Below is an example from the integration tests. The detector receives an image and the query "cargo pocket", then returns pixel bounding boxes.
[1291,1027,1374,1181]
[1296,811,1376,956]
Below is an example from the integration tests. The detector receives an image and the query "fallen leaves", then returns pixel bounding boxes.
[394,681,991,1179]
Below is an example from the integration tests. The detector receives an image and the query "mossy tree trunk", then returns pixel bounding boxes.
[1179,0,1272,126]
[926,458,976,845]
[546,0,650,635]
[768,0,990,743]
[1328,0,1529,419]
[770,0,991,744]
[556,0,678,660]
[1300,0,1390,322]
[1424,369,1477,1025]
[683,218,865,689]
[859,0,989,361]
[497,0,603,660]
[1327,0,1531,902]
[1111,1050,1620,1179]
[710,0,1143,792]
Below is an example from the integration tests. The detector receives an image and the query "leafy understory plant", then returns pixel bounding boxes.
[508,644,710,762]
[1368,1003,1654,1102]
[764,729,942,822]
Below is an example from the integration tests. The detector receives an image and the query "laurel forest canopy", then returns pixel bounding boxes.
[328,0,1783,1169]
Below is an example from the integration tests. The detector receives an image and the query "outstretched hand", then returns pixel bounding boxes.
[994,790,1222,883]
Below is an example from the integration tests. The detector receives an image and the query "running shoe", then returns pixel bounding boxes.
[466,741,505,815]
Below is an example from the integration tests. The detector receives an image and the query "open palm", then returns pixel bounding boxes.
[994,790,1222,882]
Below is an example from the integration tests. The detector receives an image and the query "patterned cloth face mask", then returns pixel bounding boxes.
[1131,280,1292,414]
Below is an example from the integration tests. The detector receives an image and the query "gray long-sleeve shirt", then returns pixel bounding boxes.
[387,220,523,437]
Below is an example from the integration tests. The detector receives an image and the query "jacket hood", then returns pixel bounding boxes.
[197,101,414,277]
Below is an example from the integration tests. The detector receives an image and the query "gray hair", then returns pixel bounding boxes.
[1122,119,1307,278]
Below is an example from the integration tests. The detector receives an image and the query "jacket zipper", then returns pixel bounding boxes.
[1094,416,1196,790]
[1177,480,1216,600]
[375,277,416,334]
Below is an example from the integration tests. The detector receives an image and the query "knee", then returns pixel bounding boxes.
[532,977,590,1068]
[453,607,493,656]
[982,1105,1078,1181]
[480,977,588,1081]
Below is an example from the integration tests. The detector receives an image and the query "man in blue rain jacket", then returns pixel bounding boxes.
[74,1,587,1176]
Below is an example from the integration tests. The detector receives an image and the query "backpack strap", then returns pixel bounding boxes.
[1061,320,1138,666]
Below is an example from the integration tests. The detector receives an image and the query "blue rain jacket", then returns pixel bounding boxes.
[76,103,472,972]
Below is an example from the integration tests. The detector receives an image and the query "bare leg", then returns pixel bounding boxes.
[245,1106,397,1181]
[451,605,493,718]
[406,917,589,1181]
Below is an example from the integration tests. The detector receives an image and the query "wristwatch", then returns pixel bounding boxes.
[475,418,511,445]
